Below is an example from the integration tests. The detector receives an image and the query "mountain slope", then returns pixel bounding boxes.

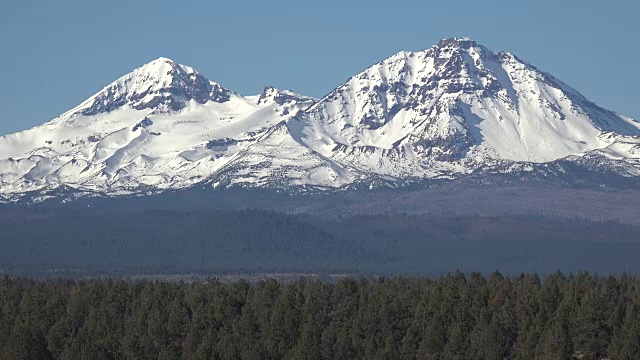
[0,58,316,199]
[299,38,640,179]
[1,39,639,202]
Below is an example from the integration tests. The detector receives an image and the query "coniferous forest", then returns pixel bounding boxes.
[3,207,640,276]
[2,273,640,360]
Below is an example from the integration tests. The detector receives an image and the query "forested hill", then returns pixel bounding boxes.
[2,207,640,276]
[2,273,640,359]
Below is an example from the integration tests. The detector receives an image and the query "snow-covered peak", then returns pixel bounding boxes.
[137,57,183,78]
[131,57,200,84]
[302,38,640,165]
[256,86,317,106]
[73,57,232,116]
[436,37,479,49]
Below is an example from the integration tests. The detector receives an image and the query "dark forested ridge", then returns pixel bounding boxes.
[2,207,640,276]
[2,273,640,359]
[29,183,640,226]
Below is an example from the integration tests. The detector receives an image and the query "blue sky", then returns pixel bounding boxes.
[0,0,637,135]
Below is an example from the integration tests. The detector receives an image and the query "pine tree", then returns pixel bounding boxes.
[608,303,640,359]
[536,317,573,360]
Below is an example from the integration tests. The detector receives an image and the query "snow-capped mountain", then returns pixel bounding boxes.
[0,57,322,199]
[298,38,640,180]
[1,38,639,202]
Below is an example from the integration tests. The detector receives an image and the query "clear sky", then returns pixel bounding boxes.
[0,0,637,135]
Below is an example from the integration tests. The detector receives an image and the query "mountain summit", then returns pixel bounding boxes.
[75,57,233,116]
[1,39,639,201]
[302,37,639,166]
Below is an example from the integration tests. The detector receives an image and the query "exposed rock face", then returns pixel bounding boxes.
[81,58,231,116]
[257,86,315,107]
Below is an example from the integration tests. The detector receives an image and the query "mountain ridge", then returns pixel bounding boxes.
[1,37,639,203]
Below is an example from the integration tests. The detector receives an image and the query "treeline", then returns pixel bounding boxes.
[2,207,640,276]
[2,273,640,359]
